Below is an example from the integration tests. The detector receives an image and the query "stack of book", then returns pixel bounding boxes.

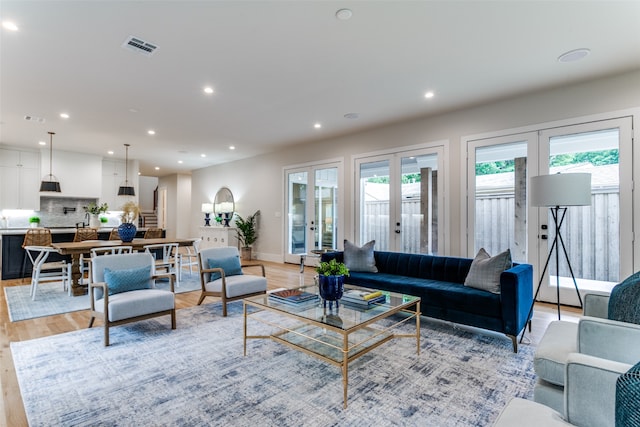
[268,289,319,306]
[341,289,387,308]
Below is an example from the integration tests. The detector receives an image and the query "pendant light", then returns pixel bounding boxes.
[117,143,135,196]
[39,131,61,192]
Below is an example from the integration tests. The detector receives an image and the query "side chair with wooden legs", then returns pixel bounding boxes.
[197,246,267,316]
[89,252,176,346]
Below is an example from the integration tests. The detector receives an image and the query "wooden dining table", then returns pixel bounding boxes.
[52,238,197,296]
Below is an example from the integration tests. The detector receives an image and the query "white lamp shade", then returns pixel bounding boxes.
[530,173,592,207]
[201,203,214,213]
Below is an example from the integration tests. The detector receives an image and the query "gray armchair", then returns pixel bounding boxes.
[533,279,640,424]
[88,252,176,346]
[494,354,631,427]
[197,247,267,316]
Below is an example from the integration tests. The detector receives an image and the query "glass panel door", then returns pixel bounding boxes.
[356,147,444,253]
[471,139,531,264]
[537,119,632,305]
[286,170,307,259]
[284,162,341,265]
[400,153,439,254]
[358,159,391,250]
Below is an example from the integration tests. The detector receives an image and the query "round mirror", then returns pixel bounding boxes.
[214,187,234,226]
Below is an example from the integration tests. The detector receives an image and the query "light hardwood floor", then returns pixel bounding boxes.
[0,261,580,427]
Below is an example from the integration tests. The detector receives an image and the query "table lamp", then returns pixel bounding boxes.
[201,203,214,226]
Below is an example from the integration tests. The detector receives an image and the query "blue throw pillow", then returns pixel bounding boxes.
[207,255,243,281]
[608,271,640,324]
[616,360,640,426]
[104,265,152,296]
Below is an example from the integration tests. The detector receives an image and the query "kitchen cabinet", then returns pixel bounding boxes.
[43,151,102,198]
[199,226,237,249]
[101,159,126,211]
[0,148,40,210]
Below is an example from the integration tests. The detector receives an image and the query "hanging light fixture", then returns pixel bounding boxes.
[39,131,61,192]
[117,143,135,196]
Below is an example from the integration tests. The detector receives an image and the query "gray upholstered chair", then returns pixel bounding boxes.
[533,272,640,420]
[88,252,176,346]
[493,358,637,427]
[197,246,267,316]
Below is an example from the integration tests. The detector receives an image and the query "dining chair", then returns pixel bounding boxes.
[144,243,179,286]
[178,238,202,281]
[73,227,100,285]
[21,228,70,299]
[89,252,176,346]
[143,228,163,239]
[87,246,133,285]
[108,228,120,240]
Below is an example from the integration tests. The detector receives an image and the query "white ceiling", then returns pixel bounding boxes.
[1,1,639,176]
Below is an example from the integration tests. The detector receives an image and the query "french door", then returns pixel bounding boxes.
[535,119,632,304]
[355,147,444,254]
[284,161,342,265]
[467,116,633,306]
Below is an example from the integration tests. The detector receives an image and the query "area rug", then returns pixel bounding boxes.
[4,274,202,322]
[11,302,536,426]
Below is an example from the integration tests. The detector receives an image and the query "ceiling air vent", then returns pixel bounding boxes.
[24,115,45,123]
[122,36,158,56]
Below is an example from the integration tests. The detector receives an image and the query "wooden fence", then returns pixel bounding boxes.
[363,189,620,282]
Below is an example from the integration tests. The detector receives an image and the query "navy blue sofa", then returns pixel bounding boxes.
[321,250,533,352]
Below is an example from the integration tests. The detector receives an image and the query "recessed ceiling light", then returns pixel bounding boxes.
[38,141,46,146]
[108,150,114,155]
[204,87,214,94]
[200,154,206,158]
[147,130,155,135]
[344,113,359,119]
[178,160,183,164]
[424,91,435,99]
[60,113,69,119]
[129,108,139,113]
[154,166,160,170]
[314,123,322,129]
[2,21,18,31]
[558,48,591,63]
[336,8,352,20]
[229,146,235,150]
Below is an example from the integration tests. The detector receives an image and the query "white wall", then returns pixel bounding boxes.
[190,70,640,262]
[159,173,192,239]
[138,176,158,211]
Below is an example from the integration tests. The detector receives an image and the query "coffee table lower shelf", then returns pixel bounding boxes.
[243,298,421,409]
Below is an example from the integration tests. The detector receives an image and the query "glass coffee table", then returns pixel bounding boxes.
[243,284,421,408]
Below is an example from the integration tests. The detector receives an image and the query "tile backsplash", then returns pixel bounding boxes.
[1,197,122,229]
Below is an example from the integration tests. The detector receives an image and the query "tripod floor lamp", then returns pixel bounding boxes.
[521,173,592,341]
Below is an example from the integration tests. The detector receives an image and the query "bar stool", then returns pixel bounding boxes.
[143,228,163,239]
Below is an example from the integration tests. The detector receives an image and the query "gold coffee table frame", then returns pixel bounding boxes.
[243,286,421,408]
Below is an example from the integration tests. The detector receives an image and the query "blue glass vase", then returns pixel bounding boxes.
[117,223,137,242]
[318,274,344,310]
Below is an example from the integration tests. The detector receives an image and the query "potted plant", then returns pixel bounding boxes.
[234,210,260,260]
[315,258,350,309]
[84,202,109,228]
[118,201,140,242]
[28,216,40,228]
